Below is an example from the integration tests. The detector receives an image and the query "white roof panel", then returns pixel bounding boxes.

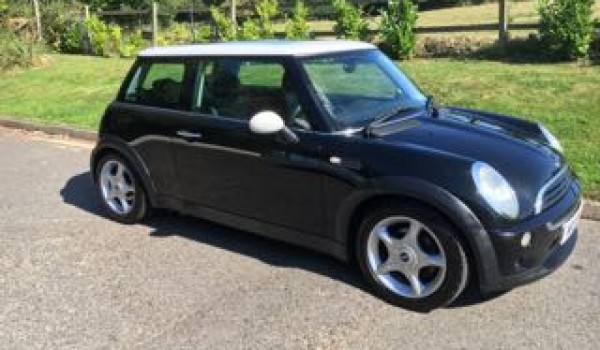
[139,40,375,58]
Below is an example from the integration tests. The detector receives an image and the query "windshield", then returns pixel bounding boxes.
[301,50,427,129]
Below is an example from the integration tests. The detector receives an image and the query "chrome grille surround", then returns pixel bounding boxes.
[534,166,570,215]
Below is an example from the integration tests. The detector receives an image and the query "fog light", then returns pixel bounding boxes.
[521,232,532,248]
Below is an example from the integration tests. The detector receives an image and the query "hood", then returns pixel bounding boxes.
[374,107,564,213]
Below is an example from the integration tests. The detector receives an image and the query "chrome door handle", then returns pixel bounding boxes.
[176,130,202,140]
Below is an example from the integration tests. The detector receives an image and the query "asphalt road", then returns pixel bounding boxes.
[0,127,599,349]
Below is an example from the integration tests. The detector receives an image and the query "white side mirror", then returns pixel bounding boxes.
[249,111,299,144]
[250,111,285,135]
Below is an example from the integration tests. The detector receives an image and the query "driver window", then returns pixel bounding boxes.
[192,58,312,130]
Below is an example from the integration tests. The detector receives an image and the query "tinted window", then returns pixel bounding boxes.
[192,58,311,130]
[124,61,185,110]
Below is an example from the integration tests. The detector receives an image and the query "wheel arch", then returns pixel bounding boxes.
[336,176,499,290]
[90,137,158,207]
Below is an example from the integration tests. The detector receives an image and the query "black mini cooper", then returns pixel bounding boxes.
[91,41,581,311]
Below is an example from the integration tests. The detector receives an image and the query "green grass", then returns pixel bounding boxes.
[0,54,599,198]
[0,55,132,130]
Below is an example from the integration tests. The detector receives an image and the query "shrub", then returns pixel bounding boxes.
[590,30,600,62]
[120,30,147,58]
[538,0,595,60]
[254,0,278,39]
[332,0,368,41]
[0,30,31,70]
[192,24,212,43]
[40,2,76,51]
[0,0,7,19]
[285,1,311,40]
[85,16,122,57]
[61,21,87,54]
[158,23,192,45]
[380,0,418,59]
[210,6,236,41]
[238,19,261,40]
[415,36,495,58]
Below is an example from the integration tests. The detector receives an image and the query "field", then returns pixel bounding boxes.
[0,54,598,198]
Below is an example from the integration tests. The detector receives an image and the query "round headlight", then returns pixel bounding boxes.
[539,124,563,154]
[471,162,519,219]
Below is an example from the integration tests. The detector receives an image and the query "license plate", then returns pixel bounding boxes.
[560,204,582,245]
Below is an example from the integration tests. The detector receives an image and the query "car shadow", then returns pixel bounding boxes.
[60,172,504,310]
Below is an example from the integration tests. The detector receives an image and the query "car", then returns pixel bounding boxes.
[91,40,581,312]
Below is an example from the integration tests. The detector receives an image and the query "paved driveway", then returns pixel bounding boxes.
[0,127,598,349]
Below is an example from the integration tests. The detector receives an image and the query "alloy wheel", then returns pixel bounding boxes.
[365,216,447,299]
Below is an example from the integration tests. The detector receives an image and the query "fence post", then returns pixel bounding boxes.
[84,5,90,20]
[32,0,42,42]
[499,0,509,46]
[231,0,237,27]
[152,2,159,46]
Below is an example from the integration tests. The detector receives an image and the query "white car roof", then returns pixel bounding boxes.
[139,40,376,58]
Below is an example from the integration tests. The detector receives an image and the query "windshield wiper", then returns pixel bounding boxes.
[364,105,416,137]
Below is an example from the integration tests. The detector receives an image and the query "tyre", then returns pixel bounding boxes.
[356,202,469,312]
[95,154,148,224]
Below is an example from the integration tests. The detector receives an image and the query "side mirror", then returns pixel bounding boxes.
[249,111,299,144]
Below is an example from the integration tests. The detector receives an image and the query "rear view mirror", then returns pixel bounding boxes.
[250,111,299,144]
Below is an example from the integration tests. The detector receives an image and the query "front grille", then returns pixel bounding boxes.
[535,167,571,214]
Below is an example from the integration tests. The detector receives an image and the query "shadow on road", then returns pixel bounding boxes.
[61,171,503,310]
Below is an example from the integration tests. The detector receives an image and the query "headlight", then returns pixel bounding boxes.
[539,124,563,154]
[471,162,519,219]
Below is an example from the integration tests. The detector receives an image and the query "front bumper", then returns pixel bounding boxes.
[479,182,581,293]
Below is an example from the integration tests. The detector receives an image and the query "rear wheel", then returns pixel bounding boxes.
[356,202,469,312]
[95,154,147,224]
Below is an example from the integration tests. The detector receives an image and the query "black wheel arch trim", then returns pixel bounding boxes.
[335,176,500,291]
[90,135,158,207]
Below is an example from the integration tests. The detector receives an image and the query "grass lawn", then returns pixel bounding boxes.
[0,54,599,198]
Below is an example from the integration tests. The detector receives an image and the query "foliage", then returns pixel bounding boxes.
[416,35,495,58]
[81,0,190,12]
[0,30,31,70]
[61,21,88,54]
[157,22,191,45]
[332,0,368,41]
[285,1,311,40]
[254,0,278,38]
[238,19,261,40]
[85,15,122,57]
[538,0,595,60]
[40,2,81,51]
[120,30,146,57]
[0,0,6,17]
[380,0,418,59]
[210,5,236,41]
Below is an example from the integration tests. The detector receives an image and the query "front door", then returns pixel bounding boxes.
[171,57,327,235]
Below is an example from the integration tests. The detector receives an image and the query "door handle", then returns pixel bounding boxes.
[176,130,202,141]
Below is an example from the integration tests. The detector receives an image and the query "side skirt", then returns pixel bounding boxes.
[156,195,349,262]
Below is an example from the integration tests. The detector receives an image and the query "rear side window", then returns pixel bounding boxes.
[124,61,186,110]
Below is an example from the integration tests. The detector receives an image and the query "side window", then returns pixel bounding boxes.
[124,61,185,110]
[193,58,312,130]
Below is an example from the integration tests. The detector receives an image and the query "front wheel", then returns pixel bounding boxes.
[356,202,469,312]
[95,154,147,224]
